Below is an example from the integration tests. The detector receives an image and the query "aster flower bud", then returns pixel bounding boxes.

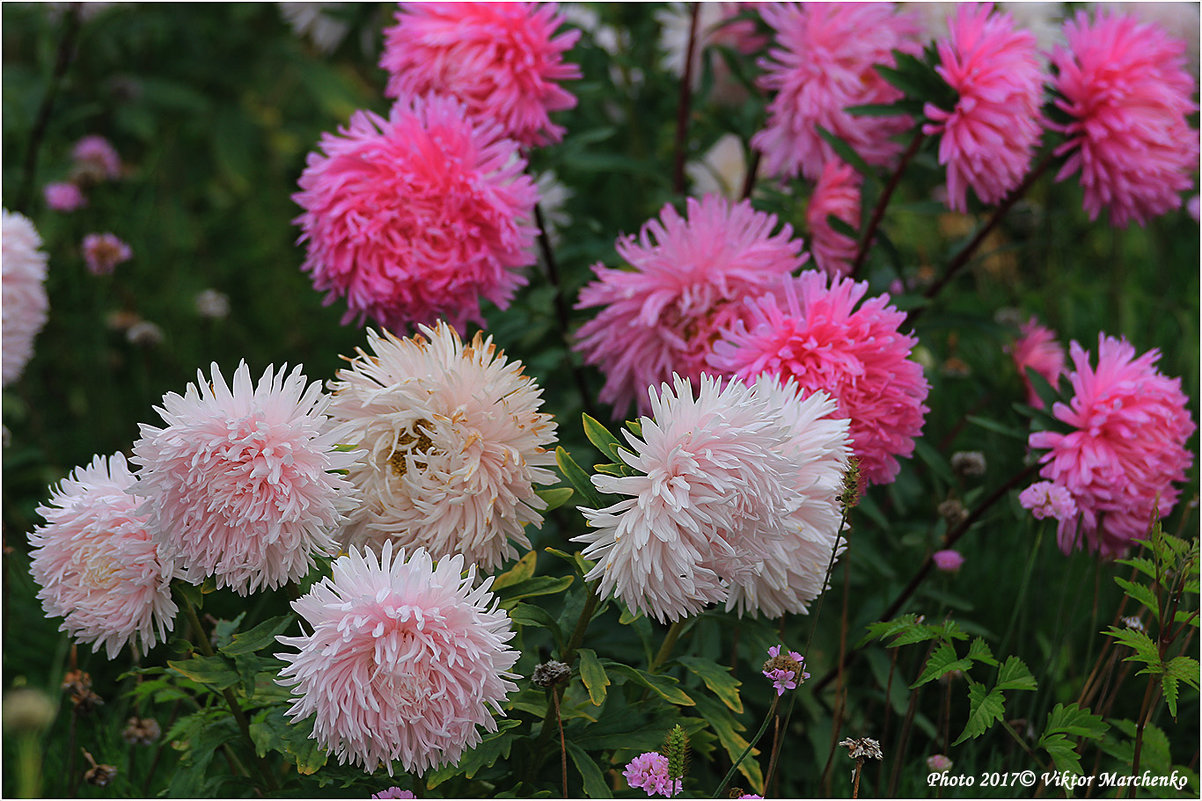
[531,660,571,688]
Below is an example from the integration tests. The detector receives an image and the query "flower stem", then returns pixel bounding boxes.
[552,686,568,798]
[852,758,864,798]
[561,579,602,665]
[673,3,702,194]
[849,130,925,277]
[712,695,779,798]
[649,618,688,673]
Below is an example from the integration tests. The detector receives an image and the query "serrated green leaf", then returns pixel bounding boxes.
[676,656,743,714]
[1162,674,1180,717]
[995,656,1037,692]
[220,615,293,656]
[911,642,974,689]
[249,707,328,775]
[1114,577,1159,618]
[967,638,998,666]
[1116,554,1160,581]
[556,446,603,509]
[1042,702,1108,740]
[492,550,538,591]
[1040,732,1084,774]
[167,655,240,690]
[493,575,574,608]
[1105,626,1161,668]
[565,740,612,798]
[1164,655,1200,685]
[692,694,763,794]
[605,663,694,706]
[953,681,1005,745]
[578,648,610,707]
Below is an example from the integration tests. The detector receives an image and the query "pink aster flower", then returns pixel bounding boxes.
[753,2,923,180]
[28,453,177,659]
[380,2,581,146]
[44,181,86,212]
[927,754,953,773]
[131,362,358,595]
[922,4,1045,211]
[710,272,930,487]
[71,135,122,182]
[276,543,519,775]
[806,160,861,277]
[932,549,965,573]
[372,788,416,799]
[1051,10,1199,227]
[762,644,810,695]
[574,194,807,418]
[1028,335,1195,557]
[327,322,558,572]
[623,751,681,798]
[1007,317,1066,408]
[294,96,538,334]
[81,233,132,276]
[2,210,50,387]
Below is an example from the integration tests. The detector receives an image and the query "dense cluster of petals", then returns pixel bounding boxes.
[575,194,806,417]
[753,2,922,180]
[380,2,581,146]
[29,453,177,658]
[82,233,133,276]
[294,96,537,334]
[276,544,518,775]
[806,160,861,277]
[2,210,50,387]
[1028,335,1195,556]
[923,4,1044,211]
[710,272,929,486]
[327,323,558,572]
[132,362,357,594]
[71,135,122,182]
[623,751,681,797]
[1051,10,1199,226]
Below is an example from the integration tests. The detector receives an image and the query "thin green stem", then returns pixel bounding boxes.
[649,619,688,673]
[712,695,779,798]
[561,580,602,665]
[999,523,1045,656]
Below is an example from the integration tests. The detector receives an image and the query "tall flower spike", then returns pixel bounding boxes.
[276,543,519,775]
[327,322,558,572]
[132,361,358,595]
[294,95,538,334]
[2,210,50,387]
[380,2,581,146]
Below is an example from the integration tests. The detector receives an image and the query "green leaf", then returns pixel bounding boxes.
[556,446,603,509]
[1116,556,1159,583]
[492,550,538,591]
[1164,655,1200,685]
[676,656,743,714]
[625,419,643,438]
[913,439,956,485]
[507,602,565,653]
[605,663,694,706]
[1162,673,1180,717]
[845,102,913,117]
[578,649,610,707]
[827,213,859,239]
[815,125,874,180]
[966,637,998,666]
[1105,626,1161,668]
[966,414,1028,440]
[1114,577,1159,618]
[535,486,575,512]
[1024,366,1063,413]
[167,655,240,691]
[692,694,763,794]
[953,680,1005,745]
[995,656,1037,692]
[493,575,574,608]
[1039,732,1084,774]
[911,642,973,689]
[220,615,293,656]
[249,707,329,775]
[565,740,612,798]
[173,581,204,613]
[582,413,626,462]
[426,719,521,787]
[1042,702,1108,740]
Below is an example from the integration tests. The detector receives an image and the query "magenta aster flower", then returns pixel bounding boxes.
[276,543,519,775]
[1007,316,1066,408]
[806,160,861,277]
[927,754,953,773]
[294,96,538,334]
[1028,335,1195,557]
[132,362,358,595]
[372,789,416,800]
[380,2,581,146]
[923,4,1045,211]
[1051,10,1199,226]
[623,751,681,798]
[81,233,133,276]
[753,2,922,180]
[575,194,806,418]
[710,272,930,487]
[44,181,86,212]
[2,210,49,387]
[932,549,965,572]
[29,453,177,659]
[762,644,810,695]
[327,322,558,572]
[71,135,122,181]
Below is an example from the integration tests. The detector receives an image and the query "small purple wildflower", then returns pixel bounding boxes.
[762,644,810,696]
[624,751,681,797]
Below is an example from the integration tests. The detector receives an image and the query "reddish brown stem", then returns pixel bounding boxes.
[849,130,925,277]
[672,3,702,194]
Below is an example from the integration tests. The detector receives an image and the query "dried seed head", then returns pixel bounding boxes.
[122,716,161,746]
[61,670,103,715]
[840,737,883,761]
[839,459,862,511]
[950,451,986,478]
[531,660,571,688]
[937,499,968,528]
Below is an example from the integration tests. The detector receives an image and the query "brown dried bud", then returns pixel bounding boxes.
[937,499,968,528]
[840,737,883,761]
[950,451,986,479]
[62,670,103,715]
[531,660,571,688]
[122,716,161,746]
[81,749,117,786]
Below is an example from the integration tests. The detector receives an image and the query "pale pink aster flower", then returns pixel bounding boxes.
[81,233,132,276]
[1189,195,1200,222]
[927,754,953,773]
[762,644,810,695]
[710,272,930,487]
[753,2,923,180]
[575,195,806,418]
[276,543,519,775]
[71,135,122,181]
[380,2,581,146]
[44,181,86,212]
[28,453,177,659]
[131,362,358,595]
[806,160,861,277]
[923,4,1045,212]
[1051,10,1199,227]
[623,751,681,797]
[294,96,538,334]
[372,787,416,799]
[1007,317,1066,408]
[932,549,965,572]
[724,375,850,619]
[327,323,558,572]
[1028,335,1196,557]
[2,210,50,387]
[575,374,814,622]
[1018,480,1078,524]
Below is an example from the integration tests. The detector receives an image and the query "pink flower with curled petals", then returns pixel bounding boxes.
[380,2,581,146]
[1007,317,1066,408]
[44,181,86,212]
[574,194,806,418]
[2,210,49,387]
[923,4,1045,211]
[624,752,681,797]
[294,96,537,334]
[71,135,122,181]
[276,543,519,775]
[1028,335,1195,557]
[753,2,922,180]
[1051,11,1199,226]
[932,549,965,573]
[709,272,930,487]
[806,160,861,277]
[29,453,177,659]
[131,362,358,595]
[81,233,132,276]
